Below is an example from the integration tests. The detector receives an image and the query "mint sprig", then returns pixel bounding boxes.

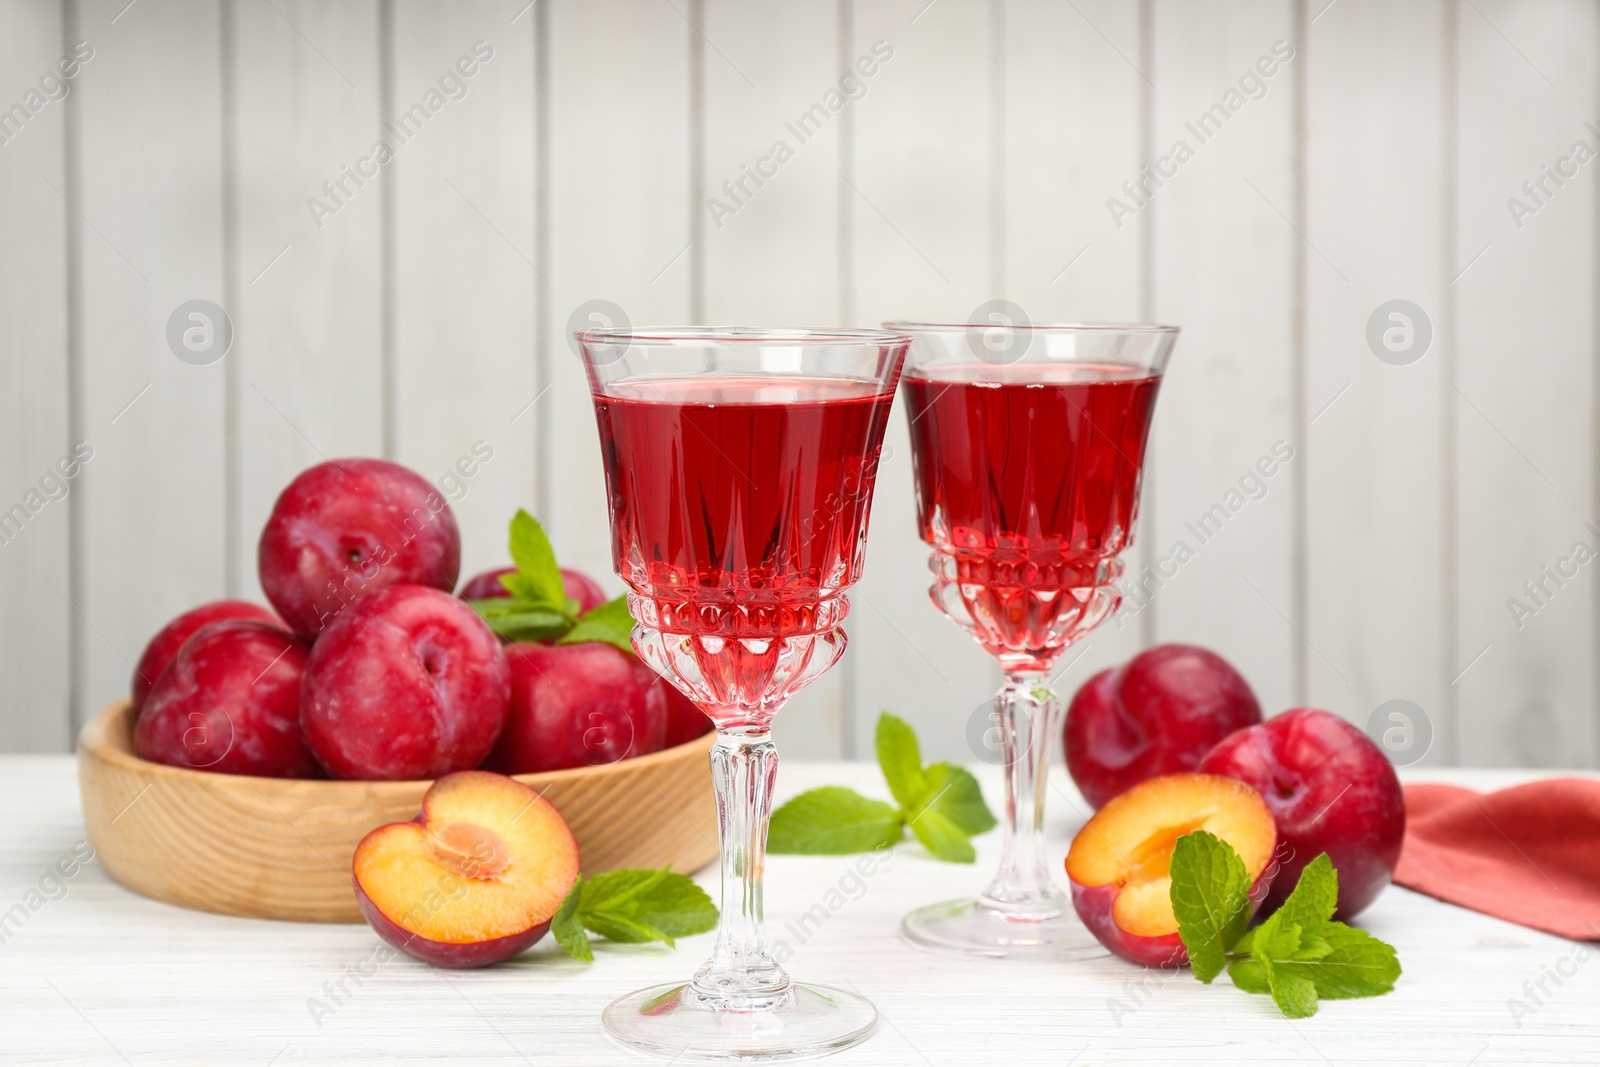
[467,509,635,650]
[507,508,568,610]
[1169,838,1401,1017]
[557,594,635,653]
[549,867,718,962]
[770,786,904,853]
[466,600,572,642]
[1170,830,1252,983]
[768,712,996,862]
[877,711,926,811]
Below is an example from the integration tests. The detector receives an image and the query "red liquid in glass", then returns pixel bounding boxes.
[593,376,895,715]
[902,362,1160,666]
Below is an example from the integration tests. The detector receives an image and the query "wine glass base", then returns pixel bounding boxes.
[899,898,1108,961]
[602,982,877,1063]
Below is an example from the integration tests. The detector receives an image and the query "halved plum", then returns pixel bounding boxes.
[1066,773,1277,967]
[353,771,580,968]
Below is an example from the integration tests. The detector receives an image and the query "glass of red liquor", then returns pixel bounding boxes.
[889,320,1177,960]
[576,326,910,1062]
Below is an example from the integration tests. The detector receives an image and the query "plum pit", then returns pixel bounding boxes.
[1124,813,1211,883]
[427,821,511,881]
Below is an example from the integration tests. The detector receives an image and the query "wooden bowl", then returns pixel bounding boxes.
[78,700,717,923]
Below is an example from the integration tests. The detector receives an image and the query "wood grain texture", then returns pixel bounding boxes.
[77,700,716,924]
[6,754,1596,1065]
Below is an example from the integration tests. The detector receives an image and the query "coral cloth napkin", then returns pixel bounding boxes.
[1395,779,1600,941]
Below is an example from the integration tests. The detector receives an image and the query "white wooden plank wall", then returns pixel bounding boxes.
[697,0,850,754]
[390,0,537,579]
[73,0,229,748]
[997,0,1148,734]
[1305,0,1448,766]
[540,0,690,682]
[232,0,385,601]
[1147,0,1299,727]
[0,0,72,752]
[0,0,1594,771]
[849,0,999,760]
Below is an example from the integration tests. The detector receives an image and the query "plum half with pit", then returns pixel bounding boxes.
[1066,773,1277,967]
[353,771,580,968]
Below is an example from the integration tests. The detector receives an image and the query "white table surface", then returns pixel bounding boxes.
[1,757,1595,1066]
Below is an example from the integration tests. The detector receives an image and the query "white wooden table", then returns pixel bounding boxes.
[0,758,1594,1066]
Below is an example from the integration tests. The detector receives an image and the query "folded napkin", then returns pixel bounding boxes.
[1395,778,1600,941]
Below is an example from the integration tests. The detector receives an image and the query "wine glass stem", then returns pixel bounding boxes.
[689,724,792,1011]
[977,669,1067,919]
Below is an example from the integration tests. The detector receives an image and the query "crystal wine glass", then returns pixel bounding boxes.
[889,320,1176,960]
[576,326,911,1061]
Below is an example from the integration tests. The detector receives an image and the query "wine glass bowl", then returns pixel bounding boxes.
[577,326,910,1061]
[890,321,1176,959]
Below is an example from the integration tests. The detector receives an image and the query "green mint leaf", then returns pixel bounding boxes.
[1275,853,1339,932]
[875,711,926,812]
[621,874,718,939]
[1199,852,1400,1016]
[1263,956,1320,1018]
[1274,923,1401,1000]
[580,867,673,910]
[1169,830,1253,983]
[497,571,549,604]
[912,764,996,837]
[1251,918,1326,1018]
[468,597,529,617]
[760,713,995,862]
[557,595,636,654]
[1227,956,1271,994]
[907,806,976,863]
[1252,913,1305,962]
[573,868,718,950]
[508,509,567,608]
[550,879,592,961]
[769,787,904,854]
[466,601,572,642]
[1291,929,1335,961]
[879,711,995,863]
[581,911,676,947]
[1239,861,1400,1017]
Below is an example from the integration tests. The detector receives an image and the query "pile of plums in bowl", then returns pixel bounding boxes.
[130,458,711,783]
[1061,644,1406,965]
